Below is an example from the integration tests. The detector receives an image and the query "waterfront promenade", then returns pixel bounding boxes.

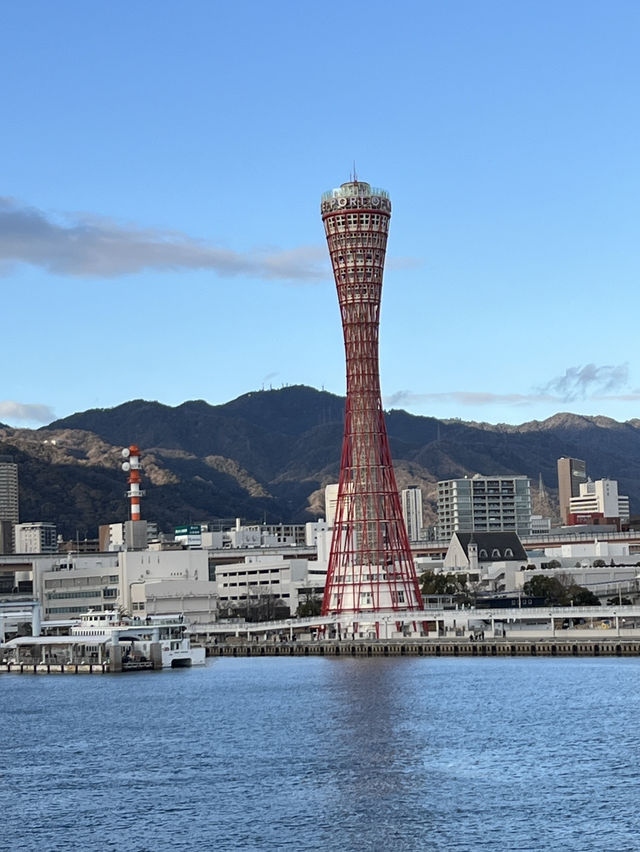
[4,602,640,672]
[193,602,640,640]
[192,602,640,659]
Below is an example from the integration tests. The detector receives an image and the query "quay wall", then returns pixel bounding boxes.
[4,641,640,672]
[207,638,640,659]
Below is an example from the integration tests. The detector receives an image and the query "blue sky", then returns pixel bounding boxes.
[1,0,639,428]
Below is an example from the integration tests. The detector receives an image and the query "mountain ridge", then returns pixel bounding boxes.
[1,385,638,538]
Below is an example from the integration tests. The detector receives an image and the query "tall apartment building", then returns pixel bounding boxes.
[437,475,532,539]
[401,486,424,541]
[0,456,19,554]
[557,457,587,524]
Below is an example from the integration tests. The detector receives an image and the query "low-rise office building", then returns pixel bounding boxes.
[214,554,326,616]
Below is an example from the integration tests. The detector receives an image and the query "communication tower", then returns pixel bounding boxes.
[320,180,423,627]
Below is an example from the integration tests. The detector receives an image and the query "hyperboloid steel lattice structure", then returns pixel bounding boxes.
[320,180,423,621]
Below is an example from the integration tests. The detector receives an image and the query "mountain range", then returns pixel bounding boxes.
[1,385,639,538]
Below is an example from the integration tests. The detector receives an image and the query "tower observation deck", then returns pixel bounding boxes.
[320,180,423,626]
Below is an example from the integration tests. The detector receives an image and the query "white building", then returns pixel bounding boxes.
[15,522,57,554]
[174,524,203,549]
[99,520,150,551]
[206,519,307,549]
[530,515,552,535]
[444,531,530,595]
[214,554,327,616]
[401,486,423,541]
[438,475,532,539]
[37,553,120,617]
[32,548,211,619]
[325,484,339,527]
[133,578,218,624]
[305,519,330,547]
[569,479,630,523]
[118,549,210,613]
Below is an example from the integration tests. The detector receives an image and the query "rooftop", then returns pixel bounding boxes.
[321,181,389,202]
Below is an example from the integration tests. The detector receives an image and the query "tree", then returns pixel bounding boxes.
[297,597,322,617]
[522,575,567,604]
[607,595,632,606]
[419,570,479,605]
[569,585,601,606]
[522,573,601,606]
[420,570,456,596]
[593,559,606,568]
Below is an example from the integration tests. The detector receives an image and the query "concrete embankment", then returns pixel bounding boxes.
[208,638,640,658]
[0,662,111,674]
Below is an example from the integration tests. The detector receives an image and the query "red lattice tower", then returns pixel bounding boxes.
[320,180,423,621]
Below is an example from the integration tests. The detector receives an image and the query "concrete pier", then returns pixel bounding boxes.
[0,661,110,674]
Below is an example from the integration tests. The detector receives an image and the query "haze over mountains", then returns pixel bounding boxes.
[1,385,639,539]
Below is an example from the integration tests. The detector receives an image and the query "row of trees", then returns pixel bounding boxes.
[419,569,604,607]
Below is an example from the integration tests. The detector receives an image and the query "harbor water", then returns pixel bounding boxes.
[2,657,639,851]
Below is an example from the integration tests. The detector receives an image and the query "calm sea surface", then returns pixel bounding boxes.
[1,657,639,851]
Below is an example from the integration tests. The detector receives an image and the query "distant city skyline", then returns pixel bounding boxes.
[1,1,639,428]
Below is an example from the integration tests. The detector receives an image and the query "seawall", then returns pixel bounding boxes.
[207,638,640,658]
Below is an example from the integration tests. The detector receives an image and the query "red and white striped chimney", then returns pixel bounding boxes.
[122,445,144,521]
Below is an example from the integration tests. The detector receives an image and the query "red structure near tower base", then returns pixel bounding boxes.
[320,180,423,623]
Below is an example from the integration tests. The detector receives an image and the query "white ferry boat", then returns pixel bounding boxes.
[71,611,206,668]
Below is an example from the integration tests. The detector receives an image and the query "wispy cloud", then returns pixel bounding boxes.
[536,363,629,401]
[0,197,327,281]
[0,401,55,423]
[385,363,638,410]
[385,390,557,408]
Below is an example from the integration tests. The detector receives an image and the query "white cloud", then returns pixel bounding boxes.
[0,401,55,424]
[0,197,327,281]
